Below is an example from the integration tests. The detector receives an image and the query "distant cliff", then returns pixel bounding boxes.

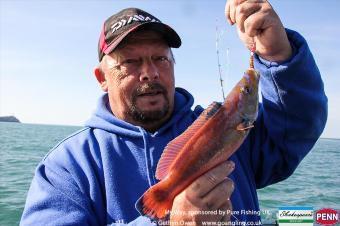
[0,116,21,123]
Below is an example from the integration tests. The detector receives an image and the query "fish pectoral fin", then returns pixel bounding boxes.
[236,122,254,131]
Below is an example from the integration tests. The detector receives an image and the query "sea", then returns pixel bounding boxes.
[0,122,339,225]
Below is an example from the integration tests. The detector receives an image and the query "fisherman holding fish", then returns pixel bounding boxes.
[21,0,327,226]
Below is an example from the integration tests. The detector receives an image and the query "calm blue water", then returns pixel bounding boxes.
[0,122,339,225]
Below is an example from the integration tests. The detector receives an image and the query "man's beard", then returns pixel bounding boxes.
[128,82,170,124]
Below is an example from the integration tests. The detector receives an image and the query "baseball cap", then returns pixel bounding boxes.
[98,8,181,61]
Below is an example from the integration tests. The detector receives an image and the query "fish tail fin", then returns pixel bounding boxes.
[135,180,173,220]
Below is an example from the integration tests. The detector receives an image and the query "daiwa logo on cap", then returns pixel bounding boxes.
[278,207,313,226]
[111,14,160,34]
[98,7,181,61]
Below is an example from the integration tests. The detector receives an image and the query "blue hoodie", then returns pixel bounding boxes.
[21,29,327,226]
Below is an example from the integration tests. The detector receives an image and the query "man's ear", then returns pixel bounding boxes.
[94,66,108,92]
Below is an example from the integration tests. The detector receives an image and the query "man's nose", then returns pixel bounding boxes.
[139,60,159,82]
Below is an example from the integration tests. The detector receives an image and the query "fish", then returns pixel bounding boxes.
[136,67,260,220]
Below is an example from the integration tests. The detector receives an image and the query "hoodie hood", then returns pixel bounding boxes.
[85,87,194,137]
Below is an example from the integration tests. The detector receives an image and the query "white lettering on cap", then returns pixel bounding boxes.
[111,21,123,33]
[111,14,160,34]
[134,15,145,21]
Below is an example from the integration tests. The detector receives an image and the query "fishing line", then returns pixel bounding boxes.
[226,46,230,95]
[214,21,256,226]
[215,19,226,101]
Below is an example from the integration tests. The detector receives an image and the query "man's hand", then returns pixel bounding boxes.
[225,0,292,62]
[169,161,235,225]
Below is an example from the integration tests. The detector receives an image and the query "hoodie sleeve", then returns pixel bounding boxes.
[248,29,328,189]
[20,155,155,226]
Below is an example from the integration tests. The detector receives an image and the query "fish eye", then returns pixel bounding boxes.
[241,86,251,94]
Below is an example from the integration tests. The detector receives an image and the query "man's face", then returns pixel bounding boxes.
[97,30,175,131]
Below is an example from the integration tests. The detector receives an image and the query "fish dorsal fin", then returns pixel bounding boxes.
[155,102,222,180]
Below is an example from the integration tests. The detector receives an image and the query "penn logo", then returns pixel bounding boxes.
[315,208,339,225]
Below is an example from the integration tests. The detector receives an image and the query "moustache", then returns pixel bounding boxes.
[133,83,168,97]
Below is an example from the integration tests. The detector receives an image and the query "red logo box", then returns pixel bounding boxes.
[316,208,339,225]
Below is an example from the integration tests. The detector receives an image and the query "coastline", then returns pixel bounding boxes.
[0,116,20,123]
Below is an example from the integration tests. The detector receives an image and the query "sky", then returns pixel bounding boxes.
[1,0,339,138]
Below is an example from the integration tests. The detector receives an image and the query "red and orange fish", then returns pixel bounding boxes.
[137,67,260,220]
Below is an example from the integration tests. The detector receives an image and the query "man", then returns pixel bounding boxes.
[21,1,327,225]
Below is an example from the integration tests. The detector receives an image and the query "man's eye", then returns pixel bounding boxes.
[123,59,139,64]
[155,56,169,62]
